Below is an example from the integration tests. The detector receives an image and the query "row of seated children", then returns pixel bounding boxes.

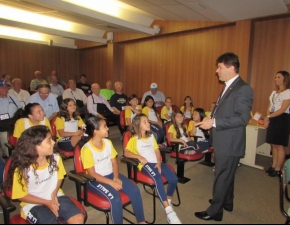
[12,98,84,153]
[5,114,182,224]
[124,94,211,155]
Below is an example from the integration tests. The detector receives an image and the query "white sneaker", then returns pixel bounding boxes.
[167,211,182,224]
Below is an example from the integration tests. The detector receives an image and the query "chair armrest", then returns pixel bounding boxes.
[188,135,202,142]
[0,195,17,224]
[121,157,139,166]
[68,173,89,184]
[0,195,16,213]
[5,143,14,151]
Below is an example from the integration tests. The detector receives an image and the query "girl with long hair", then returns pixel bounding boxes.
[4,125,84,224]
[180,96,194,119]
[125,113,181,224]
[142,95,166,147]
[81,116,146,224]
[55,98,85,151]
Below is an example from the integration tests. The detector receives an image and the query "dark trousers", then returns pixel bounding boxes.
[206,155,241,218]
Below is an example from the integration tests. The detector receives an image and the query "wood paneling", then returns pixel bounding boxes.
[79,46,109,87]
[0,39,79,88]
[118,24,238,109]
[250,16,290,115]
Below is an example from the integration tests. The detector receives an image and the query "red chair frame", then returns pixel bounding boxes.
[165,122,205,184]
[121,130,181,224]
[68,145,136,224]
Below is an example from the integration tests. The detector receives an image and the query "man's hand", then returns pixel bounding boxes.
[195,117,213,130]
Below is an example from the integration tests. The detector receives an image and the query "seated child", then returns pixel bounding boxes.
[125,113,181,224]
[161,97,173,123]
[180,96,194,119]
[13,103,51,140]
[55,98,85,151]
[5,125,85,224]
[188,108,210,153]
[81,116,147,224]
[168,110,199,155]
[142,95,167,148]
[125,94,142,128]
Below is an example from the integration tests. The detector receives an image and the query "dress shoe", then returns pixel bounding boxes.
[209,199,233,212]
[195,211,222,221]
[266,169,280,177]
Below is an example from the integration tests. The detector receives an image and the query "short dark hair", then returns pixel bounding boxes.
[80,74,87,78]
[36,83,51,90]
[216,52,240,73]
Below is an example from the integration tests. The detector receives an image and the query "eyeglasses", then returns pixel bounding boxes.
[39,92,49,96]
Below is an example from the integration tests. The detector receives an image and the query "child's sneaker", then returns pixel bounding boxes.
[158,142,167,149]
[167,210,182,224]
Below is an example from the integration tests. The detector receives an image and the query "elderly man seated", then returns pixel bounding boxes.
[26,83,59,121]
[87,83,118,125]
[0,79,22,159]
[8,78,30,108]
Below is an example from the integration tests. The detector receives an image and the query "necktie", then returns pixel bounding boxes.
[211,84,226,118]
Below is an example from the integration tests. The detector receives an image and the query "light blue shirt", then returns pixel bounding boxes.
[26,93,59,118]
[50,84,64,96]
[0,94,22,118]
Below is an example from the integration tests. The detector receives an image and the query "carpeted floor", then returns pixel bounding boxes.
[1,125,286,224]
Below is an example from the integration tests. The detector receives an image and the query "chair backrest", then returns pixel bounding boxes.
[8,135,17,147]
[120,110,126,129]
[3,158,13,199]
[172,105,179,111]
[156,106,162,116]
[122,131,132,155]
[50,117,57,137]
[165,122,174,147]
[73,145,86,173]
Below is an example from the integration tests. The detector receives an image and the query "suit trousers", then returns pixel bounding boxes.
[206,155,241,218]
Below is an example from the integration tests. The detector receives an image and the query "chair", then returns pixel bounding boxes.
[0,157,87,224]
[280,159,290,224]
[121,130,181,224]
[50,117,75,159]
[120,110,126,130]
[5,134,17,156]
[183,119,214,167]
[165,122,205,184]
[68,144,135,224]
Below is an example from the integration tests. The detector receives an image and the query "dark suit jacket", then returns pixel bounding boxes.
[211,76,253,157]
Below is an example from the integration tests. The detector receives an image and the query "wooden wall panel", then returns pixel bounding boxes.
[0,39,79,88]
[250,16,290,115]
[79,46,109,87]
[119,25,238,109]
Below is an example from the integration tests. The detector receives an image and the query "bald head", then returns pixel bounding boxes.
[91,83,100,95]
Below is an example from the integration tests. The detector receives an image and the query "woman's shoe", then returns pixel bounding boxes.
[264,166,274,174]
[267,169,280,177]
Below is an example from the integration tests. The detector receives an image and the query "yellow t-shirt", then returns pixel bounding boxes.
[125,105,142,125]
[160,106,172,121]
[13,118,51,139]
[12,154,66,219]
[142,106,159,122]
[81,139,117,176]
[126,134,159,170]
[180,106,194,118]
[55,116,84,140]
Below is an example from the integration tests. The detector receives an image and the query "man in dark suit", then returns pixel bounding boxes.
[195,52,253,221]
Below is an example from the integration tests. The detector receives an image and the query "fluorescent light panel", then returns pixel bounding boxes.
[0,4,105,37]
[0,25,77,49]
[62,0,123,17]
